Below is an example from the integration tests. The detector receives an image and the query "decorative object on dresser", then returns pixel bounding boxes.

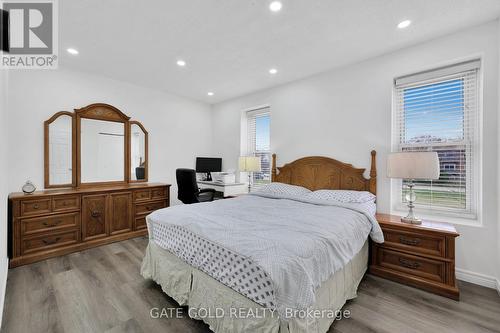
[239,156,261,192]
[370,213,460,300]
[387,152,440,224]
[22,180,36,194]
[8,103,171,268]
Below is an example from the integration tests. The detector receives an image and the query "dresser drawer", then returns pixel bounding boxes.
[376,248,446,283]
[22,229,80,254]
[20,199,52,217]
[53,195,80,212]
[21,212,80,236]
[135,200,167,215]
[134,214,148,230]
[151,187,167,199]
[383,228,445,257]
[133,189,151,202]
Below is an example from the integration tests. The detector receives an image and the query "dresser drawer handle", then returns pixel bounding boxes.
[33,204,39,209]
[42,219,63,227]
[398,258,421,269]
[91,211,101,218]
[42,237,61,245]
[399,236,421,246]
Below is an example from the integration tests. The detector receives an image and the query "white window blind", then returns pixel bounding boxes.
[394,60,480,218]
[246,107,271,189]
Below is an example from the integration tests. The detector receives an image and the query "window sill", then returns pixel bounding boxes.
[391,207,482,227]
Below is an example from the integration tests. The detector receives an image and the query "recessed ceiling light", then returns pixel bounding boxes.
[397,20,411,29]
[67,48,79,55]
[269,1,282,12]
[269,68,278,74]
[176,59,186,67]
[207,92,214,96]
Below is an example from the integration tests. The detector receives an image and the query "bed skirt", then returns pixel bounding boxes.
[141,240,368,333]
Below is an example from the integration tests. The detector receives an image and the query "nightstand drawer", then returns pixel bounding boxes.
[383,228,445,257]
[376,248,446,283]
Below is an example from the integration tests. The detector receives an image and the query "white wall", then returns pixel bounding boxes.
[497,19,500,293]
[0,69,9,325]
[7,69,213,205]
[212,21,499,282]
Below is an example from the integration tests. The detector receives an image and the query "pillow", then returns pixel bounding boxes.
[255,182,311,196]
[307,189,376,203]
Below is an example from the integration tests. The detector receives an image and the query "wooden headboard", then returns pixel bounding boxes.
[271,150,377,195]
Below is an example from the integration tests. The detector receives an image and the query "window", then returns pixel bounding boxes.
[393,60,480,218]
[245,107,271,189]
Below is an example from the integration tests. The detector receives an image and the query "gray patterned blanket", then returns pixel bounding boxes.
[146,193,382,317]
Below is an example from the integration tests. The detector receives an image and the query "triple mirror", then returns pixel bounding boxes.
[44,103,148,188]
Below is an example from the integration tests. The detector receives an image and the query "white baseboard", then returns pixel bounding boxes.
[0,256,8,329]
[456,268,498,290]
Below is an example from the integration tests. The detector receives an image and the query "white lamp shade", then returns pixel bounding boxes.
[239,156,261,172]
[387,152,440,180]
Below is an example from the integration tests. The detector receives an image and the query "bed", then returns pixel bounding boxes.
[141,151,382,333]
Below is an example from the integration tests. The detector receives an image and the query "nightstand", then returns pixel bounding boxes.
[369,213,460,300]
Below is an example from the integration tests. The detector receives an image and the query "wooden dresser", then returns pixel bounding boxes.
[8,183,170,268]
[369,213,460,300]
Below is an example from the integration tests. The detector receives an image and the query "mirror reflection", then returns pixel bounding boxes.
[48,115,73,185]
[81,119,125,183]
[131,124,146,180]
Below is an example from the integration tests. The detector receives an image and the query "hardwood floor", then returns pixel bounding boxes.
[2,237,500,333]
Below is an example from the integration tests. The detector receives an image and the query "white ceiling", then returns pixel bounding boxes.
[59,0,500,104]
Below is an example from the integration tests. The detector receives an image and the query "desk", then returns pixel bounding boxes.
[198,181,248,197]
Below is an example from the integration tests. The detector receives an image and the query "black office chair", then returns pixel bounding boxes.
[176,168,216,204]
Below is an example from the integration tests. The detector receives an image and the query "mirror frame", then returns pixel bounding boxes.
[129,120,149,183]
[44,111,77,189]
[44,103,149,189]
[76,103,130,187]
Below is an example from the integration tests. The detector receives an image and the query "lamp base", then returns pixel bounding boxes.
[402,180,421,224]
[247,173,252,193]
[401,216,422,225]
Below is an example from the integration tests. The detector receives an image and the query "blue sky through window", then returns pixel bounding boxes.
[404,79,464,143]
[255,115,270,151]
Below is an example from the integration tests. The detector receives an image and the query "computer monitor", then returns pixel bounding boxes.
[196,157,222,181]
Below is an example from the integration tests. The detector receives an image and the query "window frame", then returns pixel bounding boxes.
[241,106,271,190]
[391,60,482,224]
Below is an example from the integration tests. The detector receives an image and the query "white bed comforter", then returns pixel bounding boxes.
[147,193,383,317]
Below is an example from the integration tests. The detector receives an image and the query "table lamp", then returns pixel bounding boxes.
[387,152,440,224]
[239,156,261,192]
